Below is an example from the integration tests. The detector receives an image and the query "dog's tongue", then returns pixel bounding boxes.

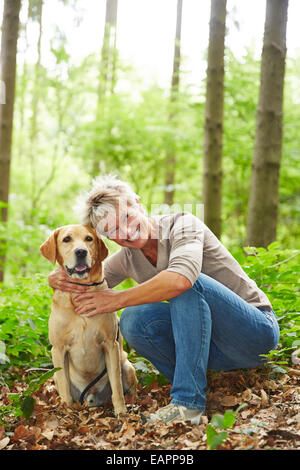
[75,265,87,272]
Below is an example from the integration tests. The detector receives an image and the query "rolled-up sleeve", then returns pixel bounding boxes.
[104,250,128,288]
[166,214,204,285]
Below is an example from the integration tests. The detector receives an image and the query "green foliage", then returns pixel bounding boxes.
[8,46,299,264]
[206,404,247,450]
[239,242,300,362]
[0,240,298,394]
[0,275,52,368]
[0,368,59,424]
[132,358,169,387]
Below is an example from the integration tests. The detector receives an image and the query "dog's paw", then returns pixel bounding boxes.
[114,405,127,416]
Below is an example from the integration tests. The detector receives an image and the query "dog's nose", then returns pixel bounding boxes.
[75,248,87,258]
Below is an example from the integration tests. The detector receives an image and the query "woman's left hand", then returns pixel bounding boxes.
[74,289,122,317]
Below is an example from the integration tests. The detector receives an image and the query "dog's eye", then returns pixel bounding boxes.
[63,236,71,243]
[85,236,93,242]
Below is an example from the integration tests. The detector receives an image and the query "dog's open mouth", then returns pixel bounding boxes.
[66,264,91,277]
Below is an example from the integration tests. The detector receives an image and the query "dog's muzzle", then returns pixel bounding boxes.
[66,248,91,277]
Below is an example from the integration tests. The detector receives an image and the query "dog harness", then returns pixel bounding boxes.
[68,277,119,405]
[79,323,120,405]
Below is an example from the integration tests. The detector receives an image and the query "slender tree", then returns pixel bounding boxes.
[99,0,118,99]
[28,0,44,217]
[164,0,183,205]
[0,0,22,282]
[246,0,289,248]
[92,0,118,177]
[202,0,227,238]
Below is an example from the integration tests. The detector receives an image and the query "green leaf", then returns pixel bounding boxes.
[223,409,236,429]
[35,367,60,386]
[206,425,228,450]
[20,396,35,420]
[235,403,248,414]
[210,432,228,450]
[271,365,287,375]
[133,360,152,373]
[206,424,217,445]
[27,367,61,394]
[210,414,226,429]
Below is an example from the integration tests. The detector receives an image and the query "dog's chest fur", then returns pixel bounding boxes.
[49,285,119,380]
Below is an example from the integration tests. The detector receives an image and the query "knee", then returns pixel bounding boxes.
[120,302,171,343]
[120,306,142,342]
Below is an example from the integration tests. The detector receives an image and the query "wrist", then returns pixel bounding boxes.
[118,289,130,309]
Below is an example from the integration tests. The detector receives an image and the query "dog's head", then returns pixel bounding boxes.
[40,225,108,279]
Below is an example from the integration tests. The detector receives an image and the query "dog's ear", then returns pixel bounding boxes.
[40,229,59,265]
[97,236,109,262]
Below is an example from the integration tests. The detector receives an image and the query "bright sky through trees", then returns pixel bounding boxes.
[2,0,299,91]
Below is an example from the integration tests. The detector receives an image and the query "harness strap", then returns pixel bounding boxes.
[79,324,120,405]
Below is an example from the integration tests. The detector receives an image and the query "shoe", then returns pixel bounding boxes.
[148,403,203,425]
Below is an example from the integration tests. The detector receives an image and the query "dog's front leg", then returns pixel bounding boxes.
[104,341,127,416]
[51,345,73,407]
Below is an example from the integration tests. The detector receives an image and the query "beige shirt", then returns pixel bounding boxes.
[104,212,272,310]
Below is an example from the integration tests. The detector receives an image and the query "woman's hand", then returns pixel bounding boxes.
[48,266,89,294]
[73,271,191,318]
[74,289,122,317]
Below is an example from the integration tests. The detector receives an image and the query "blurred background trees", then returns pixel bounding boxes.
[0,0,299,282]
[202,0,227,239]
[246,0,289,247]
[0,0,299,380]
[0,0,21,282]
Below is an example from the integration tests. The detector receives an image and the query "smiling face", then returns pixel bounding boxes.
[40,225,108,280]
[96,202,153,250]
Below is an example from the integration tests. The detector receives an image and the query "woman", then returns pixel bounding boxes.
[48,175,280,425]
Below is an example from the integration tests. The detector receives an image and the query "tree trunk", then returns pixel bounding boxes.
[0,0,21,282]
[164,0,183,206]
[202,0,227,238]
[29,0,43,218]
[92,0,118,177]
[246,0,289,248]
[99,0,118,99]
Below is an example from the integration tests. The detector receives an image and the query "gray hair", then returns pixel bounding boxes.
[74,174,139,228]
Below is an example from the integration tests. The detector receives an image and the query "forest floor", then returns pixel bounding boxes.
[1,365,299,451]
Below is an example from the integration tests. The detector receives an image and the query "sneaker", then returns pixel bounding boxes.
[148,403,203,425]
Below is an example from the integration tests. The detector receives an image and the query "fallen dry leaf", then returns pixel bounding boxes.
[260,389,269,406]
[221,395,238,406]
[13,425,30,441]
[41,429,54,441]
[288,367,300,376]
[1,366,299,451]
[120,421,136,440]
[241,408,251,419]
[78,426,90,435]
[241,388,252,401]
[291,348,300,366]
[0,437,10,450]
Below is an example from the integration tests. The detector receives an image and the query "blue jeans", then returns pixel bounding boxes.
[120,273,280,411]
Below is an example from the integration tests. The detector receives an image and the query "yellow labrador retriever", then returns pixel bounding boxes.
[40,224,137,416]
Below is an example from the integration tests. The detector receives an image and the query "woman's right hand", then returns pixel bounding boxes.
[48,266,89,294]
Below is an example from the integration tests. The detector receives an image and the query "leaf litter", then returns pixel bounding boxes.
[0,365,299,450]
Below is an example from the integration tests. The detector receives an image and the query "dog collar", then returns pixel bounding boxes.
[69,278,106,287]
